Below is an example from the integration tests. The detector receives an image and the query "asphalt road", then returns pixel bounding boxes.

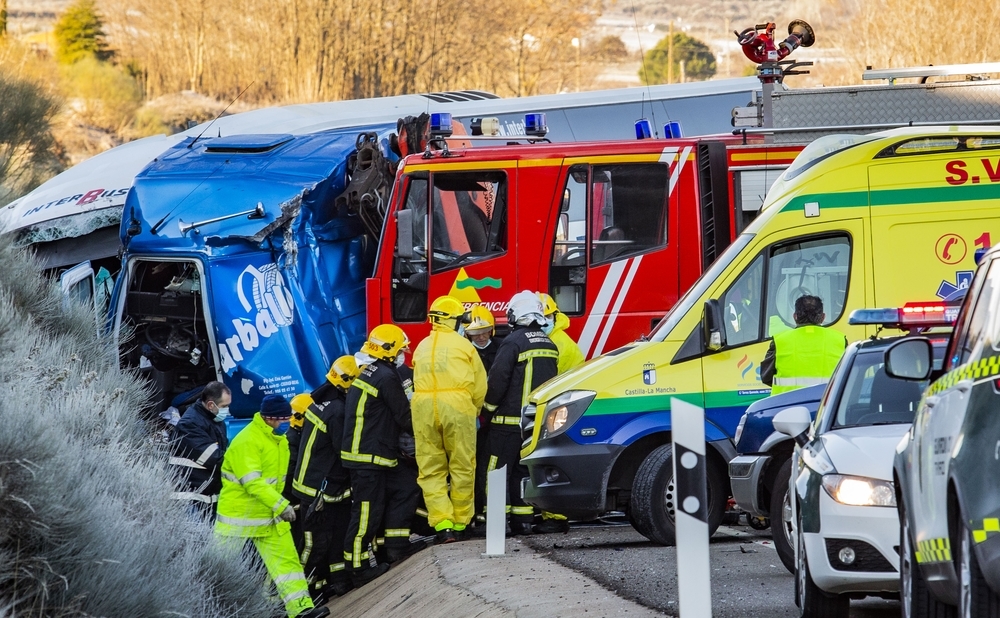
[521,518,901,618]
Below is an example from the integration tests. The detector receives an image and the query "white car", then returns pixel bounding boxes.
[774,327,947,617]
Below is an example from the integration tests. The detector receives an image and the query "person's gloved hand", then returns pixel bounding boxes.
[279,505,296,522]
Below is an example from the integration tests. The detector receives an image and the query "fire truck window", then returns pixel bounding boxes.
[392,177,430,323]
[552,165,588,267]
[429,171,508,273]
[722,255,763,346]
[764,235,851,338]
[589,163,669,265]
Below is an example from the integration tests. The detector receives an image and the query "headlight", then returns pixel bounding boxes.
[541,390,596,439]
[822,474,896,507]
[734,413,748,446]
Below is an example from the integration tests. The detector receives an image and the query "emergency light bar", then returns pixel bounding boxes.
[848,302,960,329]
[429,113,453,138]
[524,113,548,138]
[664,120,683,138]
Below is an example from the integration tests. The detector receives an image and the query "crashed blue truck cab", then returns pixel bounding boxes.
[109,127,394,427]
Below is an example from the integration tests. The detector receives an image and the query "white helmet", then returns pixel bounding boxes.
[507,290,546,326]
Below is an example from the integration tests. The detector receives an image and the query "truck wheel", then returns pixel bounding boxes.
[629,443,726,546]
[796,513,849,617]
[770,457,796,574]
[900,500,955,618]
[959,521,1000,618]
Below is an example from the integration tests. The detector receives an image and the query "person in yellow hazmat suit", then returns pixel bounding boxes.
[535,292,584,534]
[465,305,498,530]
[538,292,585,375]
[214,394,330,618]
[412,296,488,543]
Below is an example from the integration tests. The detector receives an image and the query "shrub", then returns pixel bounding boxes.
[0,67,62,204]
[53,0,110,65]
[61,57,142,135]
[0,238,277,617]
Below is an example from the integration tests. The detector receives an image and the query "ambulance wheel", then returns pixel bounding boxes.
[796,512,849,617]
[900,499,956,618]
[771,458,796,574]
[629,443,726,546]
[959,519,1000,618]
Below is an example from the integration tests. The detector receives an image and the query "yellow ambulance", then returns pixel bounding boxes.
[520,126,1000,544]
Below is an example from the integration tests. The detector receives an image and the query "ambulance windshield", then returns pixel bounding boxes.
[650,233,754,342]
[783,134,877,181]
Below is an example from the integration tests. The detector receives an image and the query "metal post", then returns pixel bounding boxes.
[671,398,712,617]
[484,465,507,555]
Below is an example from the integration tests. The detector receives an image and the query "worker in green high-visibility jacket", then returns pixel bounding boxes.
[761,295,847,395]
[214,394,329,618]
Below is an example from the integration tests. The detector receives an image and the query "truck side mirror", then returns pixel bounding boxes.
[396,210,414,260]
[773,406,811,446]
[885,338,933,380]
[703,299,726,351]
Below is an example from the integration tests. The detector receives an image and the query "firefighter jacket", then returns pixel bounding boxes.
[341,359,413,470]
[215,413,292,538]
[484,324,559,431]
[412,328,488,420]
[172,400,228,498]
[291,383,352,504]
[549,312,585,375]
[762,325,847,395]
[283,426,301,502]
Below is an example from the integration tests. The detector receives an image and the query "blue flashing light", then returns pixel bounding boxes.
[848,308,900,326]
[665,120,683,138]
[975,247,989,264]
[634,119,652,140]
[429,112,453,138]
[525,113,548,137]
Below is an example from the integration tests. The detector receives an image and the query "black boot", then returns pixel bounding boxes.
[533,518,570,534]
[508,522,534,536]
[350,563,389,588]
[322,575,353,599]
[435,529,457,544]
[301,607,331,618]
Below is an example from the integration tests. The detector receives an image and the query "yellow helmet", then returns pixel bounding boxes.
[537,292,558,317]
[465,305,495,336]
[428,295,470,331]
[289,393,313,429]
[362,324,410,362]
[326,354,360,390]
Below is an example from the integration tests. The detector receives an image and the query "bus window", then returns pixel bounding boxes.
[589,163,669,264]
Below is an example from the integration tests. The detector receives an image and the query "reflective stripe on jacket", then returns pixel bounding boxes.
[291,383,351,502]
[771,325,846,395]
[484,324,559,430]
[214,413,291,537]
[341,359,412,469]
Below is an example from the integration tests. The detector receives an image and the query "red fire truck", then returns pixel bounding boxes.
[366,123,800,348]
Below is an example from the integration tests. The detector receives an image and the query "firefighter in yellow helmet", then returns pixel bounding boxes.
[215,394,330,618]
[342,325,416,587]
[290,356,361,602]
[284,393,313,548]
[412,296,488,542]
[464,305,498,528]
[538,292,585,375]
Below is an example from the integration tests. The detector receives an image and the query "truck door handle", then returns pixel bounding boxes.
[956,379,974,394]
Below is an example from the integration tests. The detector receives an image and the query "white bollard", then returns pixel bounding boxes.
[670,398,712,618]
[485,464,507,556]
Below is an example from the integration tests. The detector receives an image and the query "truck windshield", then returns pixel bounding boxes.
[832,350,927,428]
[650,233,754,342]
[783,134,877,181]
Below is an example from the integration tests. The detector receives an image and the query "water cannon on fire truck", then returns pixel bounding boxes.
[734,19,815,130]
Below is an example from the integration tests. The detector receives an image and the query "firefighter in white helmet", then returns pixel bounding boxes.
[482,291,559,535]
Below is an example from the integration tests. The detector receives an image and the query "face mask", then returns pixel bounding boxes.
[471,339,491,350]
[395,353,406,368]
[542,320,555,336]
[214,406,230,422]
[273,421,290,436]
[457,325,466,337]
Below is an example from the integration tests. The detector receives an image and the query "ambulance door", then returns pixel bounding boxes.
[565,159,677,358]
[867,137,1000,309]
[392,166,516,326]
[698,223,865,435]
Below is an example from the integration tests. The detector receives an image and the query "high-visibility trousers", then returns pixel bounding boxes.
[486,429,535,525]
[414,405,477,529]
[344,468,387,571]
[382,460,422,549]
[247,528,315,617]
